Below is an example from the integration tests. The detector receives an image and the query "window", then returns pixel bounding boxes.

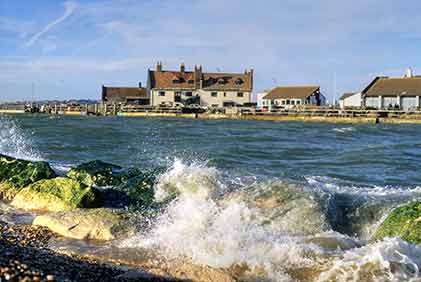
[218,78,225,84]
[159,91,165,96]
[223,92,227,97]
[291,100,295,105]
[281,100,286,105]
[237,92,244,97]
[286,100,290,105]
[297,100,301,105]
[235,78,243,85]
[185,92,193,97]
[211,92,218,97]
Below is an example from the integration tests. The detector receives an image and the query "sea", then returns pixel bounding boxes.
[1,114,421,282]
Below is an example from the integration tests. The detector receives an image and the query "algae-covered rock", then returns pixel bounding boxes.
[67,160,122,187]
[33,208,136,240]
[114,171,156,208]
[372,201,421,244]
[0,154,56,200]
[11,177,101,212]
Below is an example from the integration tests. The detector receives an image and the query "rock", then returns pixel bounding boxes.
[33,208,136,241]
[0,154,56,200]
[66,160,122,187]
[372,201,421,244]
[11,177,101,212]
[113,171,156,209]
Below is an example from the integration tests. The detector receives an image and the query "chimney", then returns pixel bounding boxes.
[180,63,185,73]
[406,67,413,78]
[194,65,203,89]
[138,82,142,88]
[156,61,162,72]
[249,68,254,91]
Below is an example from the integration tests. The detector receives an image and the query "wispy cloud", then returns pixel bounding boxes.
[24,1,77,47]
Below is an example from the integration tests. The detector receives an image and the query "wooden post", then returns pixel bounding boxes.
[113,103,117,116]
[94,104,98,115]
[54,104,57,115]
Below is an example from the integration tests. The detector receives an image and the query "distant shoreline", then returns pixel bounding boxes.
[4,109,421,124]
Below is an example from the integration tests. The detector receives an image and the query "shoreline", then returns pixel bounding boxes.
[0,220,172,282]
[4,110,421,124]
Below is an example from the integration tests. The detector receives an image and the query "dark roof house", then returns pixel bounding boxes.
[102,83,148,104]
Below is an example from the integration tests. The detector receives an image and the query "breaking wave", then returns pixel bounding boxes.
[0,115,41,161]
[119,160,421,281]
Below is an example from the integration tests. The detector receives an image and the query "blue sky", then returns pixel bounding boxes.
[1,0,421,102]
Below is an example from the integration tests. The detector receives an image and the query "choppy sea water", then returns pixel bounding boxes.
[1,114,421,282]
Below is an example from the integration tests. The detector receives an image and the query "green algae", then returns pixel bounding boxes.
[372,201,421,244]
[11,177,102,211]
[66,160,122,187]
[0,154,56,188]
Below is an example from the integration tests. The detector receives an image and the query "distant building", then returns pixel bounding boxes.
[256,91,270,110]
[147,62,253,107]
[263,86,326,108]
[101,83,149,105]
[362,68,421,110]
[339,92,362,109]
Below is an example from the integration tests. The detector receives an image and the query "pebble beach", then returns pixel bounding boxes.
[0,221,170,282]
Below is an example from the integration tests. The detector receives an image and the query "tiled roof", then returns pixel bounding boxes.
[201,73,252,91]
[103,87,148,101]
[263,86,320,100]
[148,65,253,91]
[149,71,196,90]
[363,77,421,97]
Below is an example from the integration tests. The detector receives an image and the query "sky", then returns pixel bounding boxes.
[1,0,421,102]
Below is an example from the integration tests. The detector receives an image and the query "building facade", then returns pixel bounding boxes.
[102,83,149,105]
[262,86,326,109]
[339,92,362,109]
[362,69,421,110]
[147,62,253,107]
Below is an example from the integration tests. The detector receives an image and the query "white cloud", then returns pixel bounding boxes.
[24,1,77,47]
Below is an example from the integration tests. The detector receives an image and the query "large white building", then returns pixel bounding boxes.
[147,62,253,107]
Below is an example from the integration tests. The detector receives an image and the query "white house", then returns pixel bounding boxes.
[147,62,253,107]
[361,68,421,110]
[263,86,326,109]
[339,92,362,109]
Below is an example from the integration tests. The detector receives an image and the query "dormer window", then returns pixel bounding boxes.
[188,79,194,84]
[218,78,225,85]
[235,78,243,85]
[172,77,184,84]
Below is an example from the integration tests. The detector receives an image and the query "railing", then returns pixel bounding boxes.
[3,102,421,120]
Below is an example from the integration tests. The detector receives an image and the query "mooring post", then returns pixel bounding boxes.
[113,103,117,116]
